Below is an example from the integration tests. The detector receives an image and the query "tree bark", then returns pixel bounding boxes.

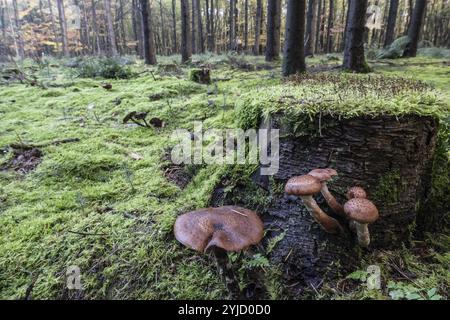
[253,0,263,55]
[384,0,399,47]
[305,0,318,57]
[244,0,249,51]
[172,0,177,54]
[158,0,166,55]
[314,0,322,53]
[229,0,236,50]
[217,113,438,298]
[12,0,24,59]
[56,0,69,57]
[180,0,192,62]
[265,0,281,61]
[103,0,118,56]
[140,0,157,64]
[91,0,102,55]
[403,0,427,57]
[191,0,197,53]
[326,0,334,53]
[342,0,369,73]
[282,0,306,77]
[196,0,204,53]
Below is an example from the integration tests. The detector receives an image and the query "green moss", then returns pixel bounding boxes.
[372,170,403,204]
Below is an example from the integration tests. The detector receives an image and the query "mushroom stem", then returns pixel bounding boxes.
[300,196,344,234]
[355,222,370,247]
[320,182,345,217]
[211,246,241,300]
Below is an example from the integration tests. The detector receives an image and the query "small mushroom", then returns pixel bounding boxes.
[308,168,345,217]
[346,186,367,200]
[285,175,343,234]
[102,83,112,90]
[174,205,264,299]
[344,198,379,247]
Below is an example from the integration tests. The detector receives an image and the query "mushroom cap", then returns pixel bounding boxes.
[285,175,322,196]
[308,168,338,182]
[346,186,367,200]
[174,206,264,253]
[344,198,379,223]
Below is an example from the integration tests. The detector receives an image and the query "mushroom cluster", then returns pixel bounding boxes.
[285,169,379,247]
[174,205,264,299]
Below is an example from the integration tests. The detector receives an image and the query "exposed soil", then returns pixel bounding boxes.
[1,147,43,174]
[161,150,198,189]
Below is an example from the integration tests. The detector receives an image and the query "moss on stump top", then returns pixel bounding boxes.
[236,73,449,129]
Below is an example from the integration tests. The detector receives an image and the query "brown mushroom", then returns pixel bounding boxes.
[344,198,379,247]
[174,205,264,299]
[346,186,367,200]
[285,175,343,234]
[308,168,345,217]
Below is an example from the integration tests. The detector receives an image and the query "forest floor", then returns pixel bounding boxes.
[0,53,448,300]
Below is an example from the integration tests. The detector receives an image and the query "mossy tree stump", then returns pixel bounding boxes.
[189,68,212,84]
[232,73,446,298]
[258,113,439,297]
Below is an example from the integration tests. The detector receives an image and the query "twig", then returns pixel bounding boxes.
[68,230,108,237]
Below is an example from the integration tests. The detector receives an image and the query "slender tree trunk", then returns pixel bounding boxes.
[403,0,427,57]
[326,0,334,53]
[265,0,281,61]
[103,0,118,56]
[0,0,5,41]
[229,0,236,50]
[384,0,399,47]
[318,0,326,52]
[282,0,306,76]
[191,0,197,53]
[172,0,177,53]
[12,0,24,59]
[56,0,69,57]
[180,0,192,62]
[140,0,157,64]
[211,0,216,52]
[205,0,210,51]
[253,0,263,55]
[119,0,127,53]
[343,0,369,72]
[196,0,204,53]
[91,0,102,55]
[158,0,166,55]
[244,0,249,51]
[305,0,318,56]
[314,0,322,53]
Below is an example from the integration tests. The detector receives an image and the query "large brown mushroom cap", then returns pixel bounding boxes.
[308,168,337,182]
[174,206,264,253]
[344,198,379,223]
[346,186,367,200]
[285,175,322,196]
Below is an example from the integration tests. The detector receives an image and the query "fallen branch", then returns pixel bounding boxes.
[10,138,80,150]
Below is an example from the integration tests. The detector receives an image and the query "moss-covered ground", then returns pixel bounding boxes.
[0,54,448,299]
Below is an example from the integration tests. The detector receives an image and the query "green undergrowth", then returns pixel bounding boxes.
[0,54,448,299]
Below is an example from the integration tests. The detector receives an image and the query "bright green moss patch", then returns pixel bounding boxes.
[236,72,449,130]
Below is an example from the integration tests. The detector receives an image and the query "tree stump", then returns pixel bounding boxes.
[189,68,212,84]
[257,113,439,297]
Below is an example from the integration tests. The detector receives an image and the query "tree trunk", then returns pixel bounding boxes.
[229,0,236,50]
[119,0,127,54]
[104,0,118,56]
[305,0,318,57]
[403,0,427,57]
[91,0,102,55]
[172,0,177,54]
[282,0,306,77]
[196,0,204,53]
[140,0,157,64]
[215,113,438,298]
[56,0,69,57]
[384,0,399,47]
[158,0,166,55]
[265,0,281,61]
[180,0,192,62]
[12,0,24,59]
[244,0,249,51]
[342,0,369,73]
[326,0,334,53]
[191,0,197,53]
[314,0,322,53]
[253,0,263,55]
